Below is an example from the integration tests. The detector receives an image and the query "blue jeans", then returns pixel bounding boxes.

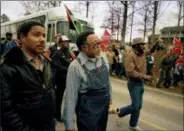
[119,80,144,127]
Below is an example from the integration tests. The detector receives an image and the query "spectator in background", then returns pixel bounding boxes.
[6,39,22,51]
[156,49,174,88]
[173,55,184,87]
[2,32,13,54]
[112,44,119,75]
[50,34,62,58]
[116,47,123,78]
[146,52,155,76]
[4,32,13,44]
[120,46,126,78]
[0,38,6,57]
[106,46,115,74]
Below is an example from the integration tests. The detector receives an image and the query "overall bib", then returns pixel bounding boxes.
[76,58,110,131]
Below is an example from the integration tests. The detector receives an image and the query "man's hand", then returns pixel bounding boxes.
[43,48,51,58]
[144,75,155,81]
[42,48,52,62]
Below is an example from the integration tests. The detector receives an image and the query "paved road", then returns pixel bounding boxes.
[56,78,184,131]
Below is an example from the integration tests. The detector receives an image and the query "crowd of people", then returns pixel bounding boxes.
[0,20,183,131]
[156,50,184,89]
[104,41,184,90]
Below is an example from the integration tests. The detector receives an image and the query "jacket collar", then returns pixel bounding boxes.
[77,52,99,66]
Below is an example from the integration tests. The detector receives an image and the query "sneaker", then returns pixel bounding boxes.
[129,126,143,131]
[108,105,120,114]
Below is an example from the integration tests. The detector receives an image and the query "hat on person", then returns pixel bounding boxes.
[59,35,71,42]
[131,38,146,46]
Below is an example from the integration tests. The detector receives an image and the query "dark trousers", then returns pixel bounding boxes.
[112,63,116,73]
[163,69,172,88]
[55,81,66,120]
[115,63,123,77]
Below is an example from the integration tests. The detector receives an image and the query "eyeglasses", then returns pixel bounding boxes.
[87,42,101,49]
[86,39,101,49]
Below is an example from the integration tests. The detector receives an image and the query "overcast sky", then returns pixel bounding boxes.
[1,1,180,42]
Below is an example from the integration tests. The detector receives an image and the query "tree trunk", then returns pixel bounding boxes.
[152,1,159,44]
[121,1,128,42]
[183,2,184,27]
[177,2,182,27]
[86,1,89,18]
[111,8,114,35]
[117,15,120,41]
[130,2,135,42]
[143,9,148,41]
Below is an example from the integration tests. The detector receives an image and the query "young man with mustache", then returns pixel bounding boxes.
[0,21,55,131]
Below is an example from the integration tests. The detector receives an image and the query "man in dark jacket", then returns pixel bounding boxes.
[49,34,61,58]
[51,35,73,122]
[0,21,55,131]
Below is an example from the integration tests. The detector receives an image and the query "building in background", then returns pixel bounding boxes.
[160,26,184,45]
[148,26,184,45]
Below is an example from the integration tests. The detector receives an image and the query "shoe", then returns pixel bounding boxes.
[129,126,143,131]
[108,104,120,114]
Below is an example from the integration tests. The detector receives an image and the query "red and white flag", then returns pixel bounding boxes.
[173,36,183,56]
[101,29,112,51]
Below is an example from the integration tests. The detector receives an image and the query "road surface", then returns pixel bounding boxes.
[56,78,184,131]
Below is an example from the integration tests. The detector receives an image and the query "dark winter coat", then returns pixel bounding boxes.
[0,47,55,131]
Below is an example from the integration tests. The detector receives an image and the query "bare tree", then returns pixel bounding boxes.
[183,1,184,27]
[151,1,159,43]
[177,1,183,27]
[101,1,115,36]
[1,14,10,23]
[121,1,128,42]
[86,1,90,18]
[102,1,148,41]
[129,1,136,42]
[103,1,123,38]
[75,1,95,18]
[20,1,62,15]
[138,1,152,41]
[150,1,165,44]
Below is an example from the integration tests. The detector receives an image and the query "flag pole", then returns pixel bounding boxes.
[64,4,80,35]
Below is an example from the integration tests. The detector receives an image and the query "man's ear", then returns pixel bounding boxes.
[20,34,26,44]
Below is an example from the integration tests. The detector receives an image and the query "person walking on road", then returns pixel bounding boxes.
[0,21,55,131]
[63,31,112,131]
[51,35,74,122]
[118,38,154,131]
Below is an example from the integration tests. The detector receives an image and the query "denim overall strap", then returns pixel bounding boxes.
[76,57,110,131]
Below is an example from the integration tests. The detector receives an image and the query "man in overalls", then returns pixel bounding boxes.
[63,31,112,131]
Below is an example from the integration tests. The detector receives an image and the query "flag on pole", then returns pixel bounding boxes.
[64,4,82,34]
[101,29,112,51]
[173,36,183,56]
